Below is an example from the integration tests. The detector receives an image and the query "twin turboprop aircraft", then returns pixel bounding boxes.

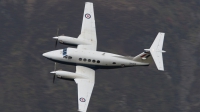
[42,2,166,112]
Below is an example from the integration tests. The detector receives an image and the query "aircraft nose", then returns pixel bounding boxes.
[42,50,62,60]
[42,52,52,58]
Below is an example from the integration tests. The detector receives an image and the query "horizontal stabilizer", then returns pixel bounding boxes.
[148,32,165,71]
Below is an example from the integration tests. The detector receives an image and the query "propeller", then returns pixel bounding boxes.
[51,28,60,83]
[53,28,59,48]
[52,62,57,83]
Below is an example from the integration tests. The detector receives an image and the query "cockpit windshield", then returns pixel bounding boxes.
[63,48,67,56]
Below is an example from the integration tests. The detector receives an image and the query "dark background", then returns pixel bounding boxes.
[0,0,200,112]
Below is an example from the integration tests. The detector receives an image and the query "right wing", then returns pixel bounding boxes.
[77,2,97,51]
[75,66,95,112]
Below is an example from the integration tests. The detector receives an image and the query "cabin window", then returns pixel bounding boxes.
[88,59,91,62]
[97,60,100,63]
[113,62,116,64]
[68,56,72,59]
[92,60,96,63]
[63,55,68,58]
[79,58,82,61]
[83,58,87,61]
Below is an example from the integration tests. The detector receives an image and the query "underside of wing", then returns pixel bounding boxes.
[75,66,95,112]
[78,2,97,51]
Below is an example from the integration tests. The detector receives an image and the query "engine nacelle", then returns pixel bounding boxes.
[52,70,85,80]
[57,36,89,46]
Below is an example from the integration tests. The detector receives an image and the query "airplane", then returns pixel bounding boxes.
[42,2,166,112]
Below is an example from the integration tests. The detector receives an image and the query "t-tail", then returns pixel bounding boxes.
[133,32,166,71]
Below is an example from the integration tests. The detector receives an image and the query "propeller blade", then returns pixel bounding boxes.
[54,62,57,71]
[53,62,57,83]
[53,75,55,83]
[54,28,59,48]
[55,40,58,48]
[56,28,59,36]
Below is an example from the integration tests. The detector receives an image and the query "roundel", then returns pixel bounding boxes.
[79,97,86,102]
[85,13,91,19]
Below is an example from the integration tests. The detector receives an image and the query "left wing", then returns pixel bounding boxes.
[77,2,97,51]
[75,66,95,112]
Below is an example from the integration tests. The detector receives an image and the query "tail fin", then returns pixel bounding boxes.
[133,52,153,64]
[133,32,165,71]
[145,32,166,71]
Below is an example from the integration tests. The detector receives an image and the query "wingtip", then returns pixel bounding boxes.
[78,109,85,112]
[85,2,93,4]
[158,67,164,71]
[159,32,165,34]
[159,69,164,71]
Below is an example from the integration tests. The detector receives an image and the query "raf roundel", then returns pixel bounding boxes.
[85,13,91,19]
[79,97,86,102]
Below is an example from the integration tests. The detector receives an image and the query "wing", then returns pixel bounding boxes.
[77,2,97,51]
[75,66,95,112]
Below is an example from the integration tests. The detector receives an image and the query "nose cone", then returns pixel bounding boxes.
[42,52,52,58]
[53,36,58,40]
[42,50,62,60]
[50,71,56,74]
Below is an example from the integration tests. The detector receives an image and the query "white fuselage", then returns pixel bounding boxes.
[43,48,149,69]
